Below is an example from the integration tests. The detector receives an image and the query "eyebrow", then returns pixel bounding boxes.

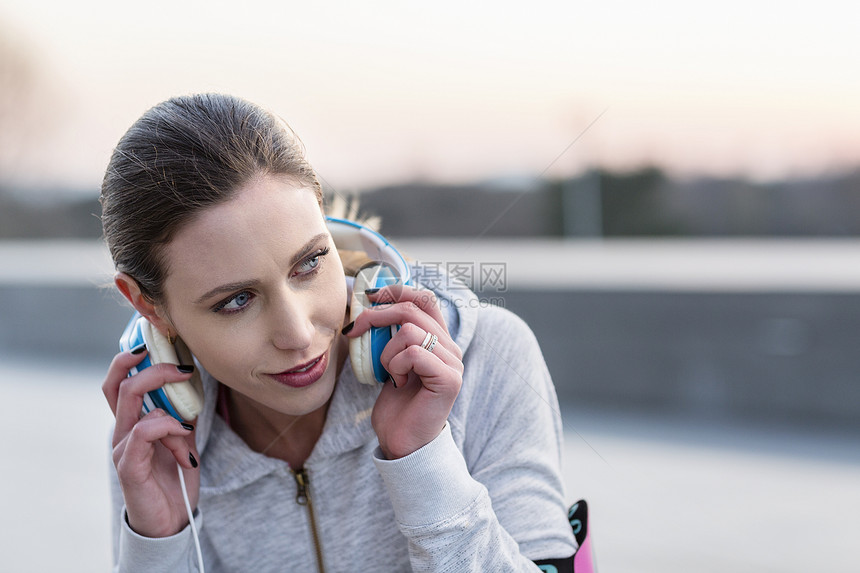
[192,232,330,305]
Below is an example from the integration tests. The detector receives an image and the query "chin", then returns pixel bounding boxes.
[269,366,338,417]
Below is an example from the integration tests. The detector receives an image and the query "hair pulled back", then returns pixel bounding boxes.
[100,93,322,304]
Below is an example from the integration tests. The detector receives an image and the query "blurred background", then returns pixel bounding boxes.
[1,1,858,571]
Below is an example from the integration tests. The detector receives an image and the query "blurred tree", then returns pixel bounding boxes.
[598,166,686,236]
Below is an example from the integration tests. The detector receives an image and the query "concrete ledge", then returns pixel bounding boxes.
[394,237,860,292]
[6,238,860,291]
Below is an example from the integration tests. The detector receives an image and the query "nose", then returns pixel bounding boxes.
[267,289,315,352]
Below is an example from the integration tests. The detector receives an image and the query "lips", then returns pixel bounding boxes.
[289,356,322,373]
[269,352,329,388]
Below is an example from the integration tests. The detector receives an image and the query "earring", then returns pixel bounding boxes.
[167,329,176,345]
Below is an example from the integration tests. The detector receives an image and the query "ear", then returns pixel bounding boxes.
[115,272,173,336]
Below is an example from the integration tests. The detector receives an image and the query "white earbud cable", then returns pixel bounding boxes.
[177,463,205,572]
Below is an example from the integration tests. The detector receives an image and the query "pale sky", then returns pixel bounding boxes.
[1,0,858,194]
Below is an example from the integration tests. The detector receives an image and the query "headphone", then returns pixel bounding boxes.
[326,216,412,387]
[118,216,412,422]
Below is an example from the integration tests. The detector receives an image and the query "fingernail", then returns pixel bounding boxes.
[364,288,380,295]
[177,364,195,373]
[341,321,354,335]
[180,422,195,431]
[131,343,147,355]
[189,452,198,468]
[387,375,397,389]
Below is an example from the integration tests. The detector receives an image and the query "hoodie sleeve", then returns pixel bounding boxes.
[109,449,204,572]
[373,305,577,571]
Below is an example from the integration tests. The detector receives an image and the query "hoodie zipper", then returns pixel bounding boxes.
[293,467,325,573]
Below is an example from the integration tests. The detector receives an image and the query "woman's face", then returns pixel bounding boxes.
[157,175,348,418]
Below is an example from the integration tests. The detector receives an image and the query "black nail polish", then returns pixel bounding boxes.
[189,452,198,468]
[131,343,147,355]
[181,422,195,431]
[177,364,195,373]
[364,288,380,295]
[341,321,355,335]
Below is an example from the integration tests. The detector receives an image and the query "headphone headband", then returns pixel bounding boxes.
[325,216,412,285]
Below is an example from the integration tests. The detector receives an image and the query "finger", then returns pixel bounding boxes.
[386,344,462,395]
[113,363,194,441]
[114,410,196,476]
[351,302,462,363]
[103,346,149,415]
[366,285,448,335]
[380,322,462,375]
[113,415,195,473]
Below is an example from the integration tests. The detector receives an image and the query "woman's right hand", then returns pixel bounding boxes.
[102,347,200,538]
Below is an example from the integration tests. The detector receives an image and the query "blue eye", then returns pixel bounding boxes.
[298,256,320,273]
[215,290,254,313]
[296,247,329,276]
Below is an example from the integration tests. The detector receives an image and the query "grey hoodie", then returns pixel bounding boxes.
[110,274,577,572]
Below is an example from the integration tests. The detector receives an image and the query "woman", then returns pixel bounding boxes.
[101,93,578,571]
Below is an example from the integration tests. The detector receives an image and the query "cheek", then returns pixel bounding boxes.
[319,275,348,328]
[188,332,251,378]
[319,258,348,325]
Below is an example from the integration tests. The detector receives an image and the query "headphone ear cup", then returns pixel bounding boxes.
[138,319,204,421]
[141,319,179,366]
[349,267,379,385]
[169,338,204,421]
[349,264,399,385]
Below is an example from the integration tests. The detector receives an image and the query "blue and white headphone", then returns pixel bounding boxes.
[325,216,413,385]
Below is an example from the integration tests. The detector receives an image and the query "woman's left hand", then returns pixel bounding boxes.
[344,285,464,459]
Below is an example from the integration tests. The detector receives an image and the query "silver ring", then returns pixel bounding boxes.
[423,334,439,354]
[419,331,432,349]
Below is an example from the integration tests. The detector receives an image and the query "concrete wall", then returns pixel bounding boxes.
[503,290,860,428]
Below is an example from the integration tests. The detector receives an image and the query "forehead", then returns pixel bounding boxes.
[162,176,325,291]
